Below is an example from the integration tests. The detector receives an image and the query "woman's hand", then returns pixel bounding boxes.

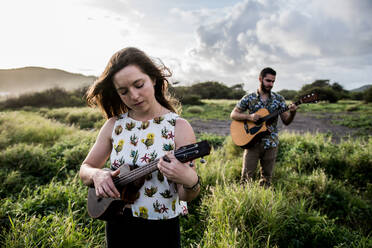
[157,152,198,187]
[92,169,121,198]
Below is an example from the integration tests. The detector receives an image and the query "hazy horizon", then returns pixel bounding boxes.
[0,66,370,99]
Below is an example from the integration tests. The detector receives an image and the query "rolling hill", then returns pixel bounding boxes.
[350,84,372,92]
[0,67,96,96]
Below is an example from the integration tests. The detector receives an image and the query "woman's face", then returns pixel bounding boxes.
[113,64,156,113]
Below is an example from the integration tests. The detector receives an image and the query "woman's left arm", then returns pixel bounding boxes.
[157,118,200,201]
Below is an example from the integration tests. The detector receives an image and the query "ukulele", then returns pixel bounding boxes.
[230,93,318,148]
[87,140,211,220]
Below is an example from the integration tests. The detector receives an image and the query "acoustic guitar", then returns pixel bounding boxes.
[87,140,211,220]
[230,93,318,148]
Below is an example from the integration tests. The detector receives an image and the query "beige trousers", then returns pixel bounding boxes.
[241,142,278,187]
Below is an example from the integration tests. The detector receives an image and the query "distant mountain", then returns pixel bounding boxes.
[0,67,96,96]
[350,84,372,92]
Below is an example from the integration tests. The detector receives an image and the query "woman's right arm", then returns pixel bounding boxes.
[79,118,120,198]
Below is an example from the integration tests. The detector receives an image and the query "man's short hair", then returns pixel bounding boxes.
[260,67,276,78]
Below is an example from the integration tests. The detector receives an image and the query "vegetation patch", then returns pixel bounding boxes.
[0,103,371,247]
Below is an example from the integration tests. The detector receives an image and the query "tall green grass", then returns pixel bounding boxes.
[0,111,76,149]
[0,111,97,198]
[298,100,372,113]
[182,100,236,120]
[13,99,372,134]
[0,110,371,247]
[38,107,105,129]
[1,177,105,248]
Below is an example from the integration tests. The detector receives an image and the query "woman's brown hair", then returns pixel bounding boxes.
[86,47,179,119]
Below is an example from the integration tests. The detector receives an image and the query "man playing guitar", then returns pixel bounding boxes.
[230,67,297,187]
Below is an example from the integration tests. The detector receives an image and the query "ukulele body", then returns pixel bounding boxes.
[87,166,145,220]
[86,140,211,221]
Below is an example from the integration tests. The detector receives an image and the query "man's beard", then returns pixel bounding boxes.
[260,82,271,94]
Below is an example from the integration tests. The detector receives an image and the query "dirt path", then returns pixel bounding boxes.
[188,113,362,142]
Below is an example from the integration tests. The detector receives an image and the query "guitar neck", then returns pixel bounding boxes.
[261,100,301,122]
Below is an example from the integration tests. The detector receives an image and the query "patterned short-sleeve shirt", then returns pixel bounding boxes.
[236,90,286,149]
[110,112,188,220]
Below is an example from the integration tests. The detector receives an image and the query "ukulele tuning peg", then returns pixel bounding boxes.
[200,157,206,163]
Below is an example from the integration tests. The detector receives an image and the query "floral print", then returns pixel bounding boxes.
[140,153,150,163]
[141,133,155,149]
[130,134,139,146]
[130,150,139,166]
[163,143,174,151]
[114,140,124,154]
[160,189,173,198]
[138,121,150,130]
[153,116,164,124]
[110,112,187,220]
[167,119,176,126]
[125,122,136,131]
[153,200,169,214]
[112,157,125,169]
[144,186,158,197]
[115,125,123,135]
[138,206,149,219]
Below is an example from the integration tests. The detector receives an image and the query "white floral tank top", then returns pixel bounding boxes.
[110,112,188,220]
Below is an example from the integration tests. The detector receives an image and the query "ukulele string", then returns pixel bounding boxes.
[113,146,196,184]
[113,148,190,185]
[112,145,197,185]
[112,159,159,185]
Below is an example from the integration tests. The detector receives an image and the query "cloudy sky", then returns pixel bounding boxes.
[1,0,371,91]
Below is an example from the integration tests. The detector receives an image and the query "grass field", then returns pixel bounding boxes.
[0,100,371,247]
[14,99,372,134]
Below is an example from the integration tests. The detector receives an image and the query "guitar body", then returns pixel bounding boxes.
[230,108,270,148]
[230,92,319,148]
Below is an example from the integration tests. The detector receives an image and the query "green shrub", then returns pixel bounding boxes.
[2,207,104,248]
[0,144,56,175]
[186,106,204,114]
[0,111,75,149]
[180,94,203,105]
[0,87,86,110]
[0,144,58,198]
[197,133,225,148]
[277,89,297,101]
[0,169,40,199]
[198,183,364,247]
[277,169,372,235]
[364,86,372,103]
[278,133,372,191]
[350,91,364,100]
[278,204,364,247]
[1,108,371,247]
[39,107,104,129]
[346,104,361,112]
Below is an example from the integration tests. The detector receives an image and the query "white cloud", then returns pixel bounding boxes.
[172,0,372,90]
[0,0,371,91]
